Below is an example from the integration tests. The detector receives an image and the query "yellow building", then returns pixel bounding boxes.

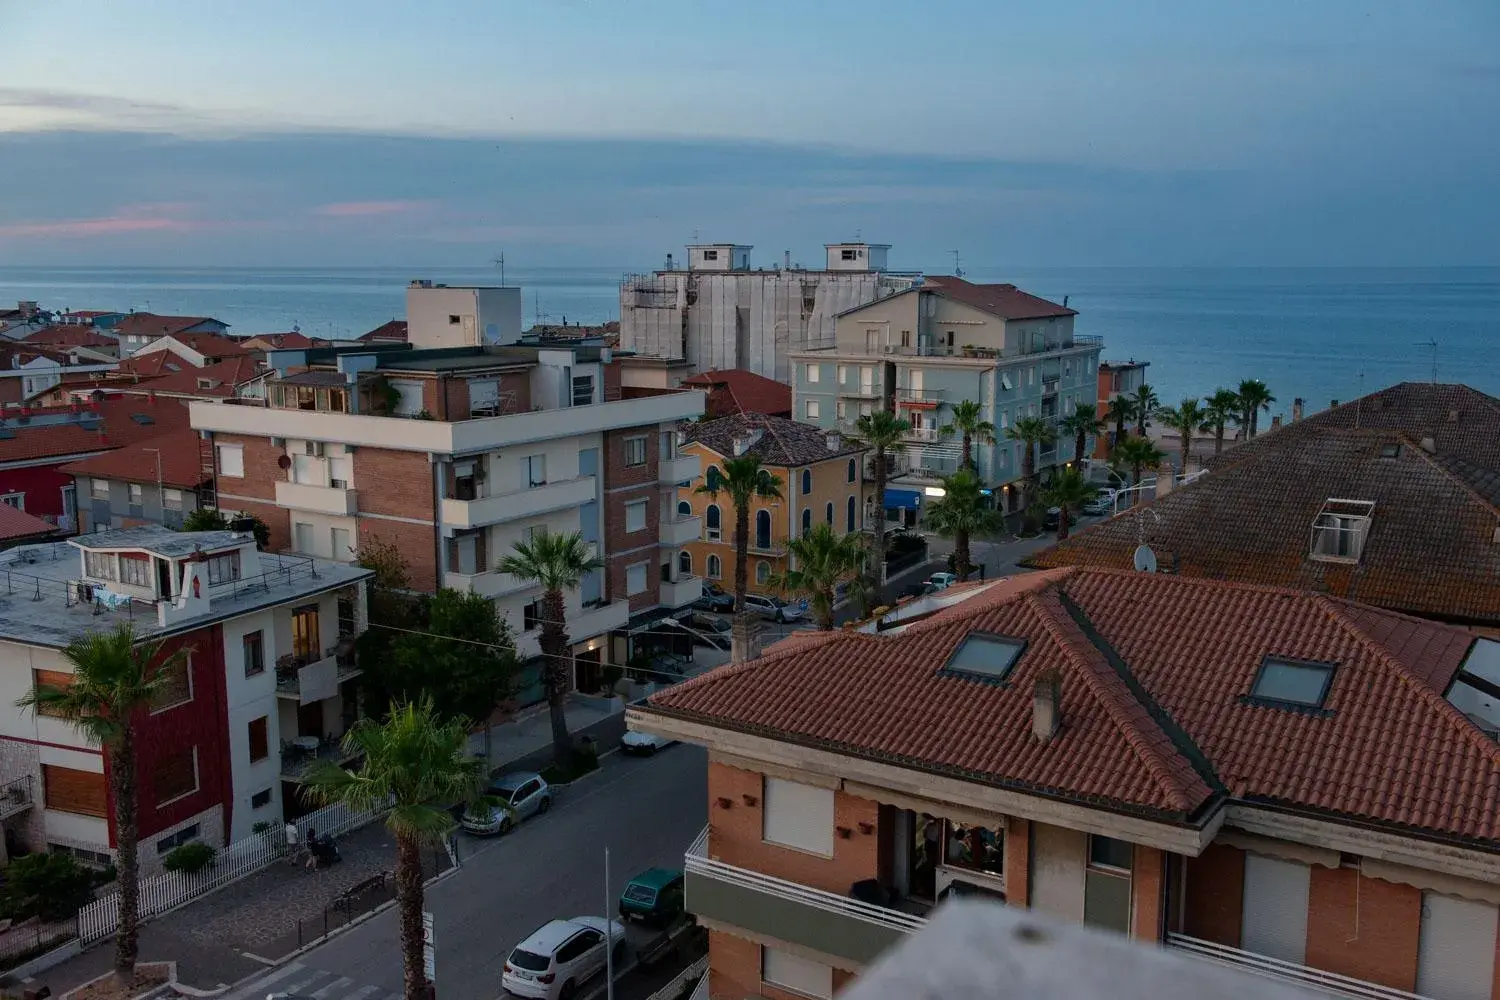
[676,414,870,595]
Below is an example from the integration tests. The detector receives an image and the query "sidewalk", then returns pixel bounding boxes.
[467,698,620,772]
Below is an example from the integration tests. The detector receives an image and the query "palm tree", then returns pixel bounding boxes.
[1237,379,1276,438]
[1039,467,1099,540]
[1112,435,1166,491]
[1154,398,1206,473]
[1059,402,1105,466]
[1131,384,1160,437]
[695,453,783,614]
[302,699,485,1000]
[497,530,603,765]
[771,524,865,629]
[1108,395,1135,453]
[924,469,1002,579]
[939,400,995,473]
[851,410,910,585]
[1004,416,1057,512]
[16,623,189,987]
[1202,388,1242,455]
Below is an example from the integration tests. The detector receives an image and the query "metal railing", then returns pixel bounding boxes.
[0,774,33,820]
[895,388,945,403]
[1166,934,1428,1000]
[905,427,941,442]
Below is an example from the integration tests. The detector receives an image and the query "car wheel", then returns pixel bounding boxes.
[559,978,577,1000]
[774,610,784,623]
[538,796,551,814]
[499,817,513,835]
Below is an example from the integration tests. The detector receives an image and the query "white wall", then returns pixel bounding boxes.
[221,608,284,841]
[475,288,523,345]
[406,285,522,349]
[0,643,94,751]
[288,512,359,561]
[480,434,590,497]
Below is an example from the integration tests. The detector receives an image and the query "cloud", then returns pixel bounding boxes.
[0,202,211,239]
[0,87,191,117]
[314,200,432,217]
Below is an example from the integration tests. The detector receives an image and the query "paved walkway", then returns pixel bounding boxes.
[468,699,619,771]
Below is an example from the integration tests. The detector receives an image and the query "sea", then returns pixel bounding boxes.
[2,264,1496,420]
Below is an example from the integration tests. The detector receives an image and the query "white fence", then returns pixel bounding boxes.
[78,801,384,945]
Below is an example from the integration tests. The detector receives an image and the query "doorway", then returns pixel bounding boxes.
[156,558,173,599]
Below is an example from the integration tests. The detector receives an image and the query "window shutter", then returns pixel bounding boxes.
[32,669,72,718]
[42,764,108,817]
[153,749,197,802]
[1241,855,1310,964]
[1417,892,1498,999]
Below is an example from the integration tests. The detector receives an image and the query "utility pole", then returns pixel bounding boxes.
[1416,339,1438,383]
[492,252,506,286]
[144,448,164,514]
[604,847,615,1000]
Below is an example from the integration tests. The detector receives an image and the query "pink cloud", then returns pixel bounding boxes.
[0,203,209,239]
[314,200,431,217]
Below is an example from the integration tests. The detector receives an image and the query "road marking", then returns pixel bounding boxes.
[311,976,354,999]
[219,962,306,1000]
[277,971,334,996]
[345,986,386,1000]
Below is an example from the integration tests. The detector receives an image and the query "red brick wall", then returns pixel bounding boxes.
[604,427,658,488]
[353,448,434,519]
[1305,866,1421,992]
[1005,818,1030,907]
[603,360,622,402]
[1184,842,1244,946]
[605,485,661,611]
[357,518,439,592]
[708,762,878,896]
[707,930,857,999]
[1131,846,1165,941]
[214,433,282,502]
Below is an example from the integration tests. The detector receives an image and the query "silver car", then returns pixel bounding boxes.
[461,771,551,836]
[743,594,805,623]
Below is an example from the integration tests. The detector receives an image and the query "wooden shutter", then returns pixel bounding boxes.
[32,669,73,718]
[150,659,192,711]
[153,749,197,802]
[42,764,107,817]
[248,717,269,762]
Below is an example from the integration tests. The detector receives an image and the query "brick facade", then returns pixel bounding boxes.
[1130,845,1165,941]
[1004,817,1030,907]
[708,929,857,999]
[604,426,665,611]
[357,518,439,593]
[1183,841,1244,947]
[1305,865,1422,992]
[352,448,434,520]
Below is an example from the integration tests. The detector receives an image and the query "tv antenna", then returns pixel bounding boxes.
[1354,370,1365,428]
[492,252,505,286]
[1416,338,1438,383]
[949,250,963,278]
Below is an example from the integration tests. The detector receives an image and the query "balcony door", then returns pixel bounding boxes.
[292,604,320,663]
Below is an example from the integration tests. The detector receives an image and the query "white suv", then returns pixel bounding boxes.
[502,916,626,999]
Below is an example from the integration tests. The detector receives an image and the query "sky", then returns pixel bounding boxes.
[1,0,1497,268]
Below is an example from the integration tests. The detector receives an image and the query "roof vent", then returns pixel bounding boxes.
[826,433,841,451]
[1033,668,1061,742]
[1448,409,1460,423]
[1419,436,1436,454]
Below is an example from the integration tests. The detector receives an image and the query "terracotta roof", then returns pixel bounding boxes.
[168,332,250,360]
[60,427,208,488]
[682,413,865,469]
[241,332,319,350]
[115,356,263,400]
[645,568,1500,843]
[1029,428,1500,626]
[117,352,188,377]
[22,326,118,350]
[0,398,192,465]
[922,276,1077,320]
[113,314,222,338]
[359,320,408,342]
[0,503,61,543]
[681,369,793,419]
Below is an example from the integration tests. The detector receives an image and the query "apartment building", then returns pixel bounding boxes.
[112,314,229,357]
[0,527,370,868]
[620,243,920,383]
[631,567,1500,1000]
[1096,359,1150,456]
[675,415,868,596]
[791,277,1103,514]
[61,428,211,531]
[187,335,705,675]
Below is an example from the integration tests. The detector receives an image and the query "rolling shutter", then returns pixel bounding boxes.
[42,764,107,818]
[1241,854,1310,964]
[1417,892,1498,1000]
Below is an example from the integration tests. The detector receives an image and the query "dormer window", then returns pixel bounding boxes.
[1309,499,1374,563]
[1448,639,1500,738]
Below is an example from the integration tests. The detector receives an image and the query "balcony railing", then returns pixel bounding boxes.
[440,475,596,529]
[275,480,358,516]
[443,569,538,599]
[0,775,34,821]
[905,427,941,442]
[279,739,363,783]
[660,574,703,609]
[1165,934,1426,1000]
[685,827,925,967]
[895,388,944,403]
[660,515,702,547]
[840,384,884,399]
[275,650,360,704]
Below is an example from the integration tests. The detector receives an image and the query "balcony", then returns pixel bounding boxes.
[571,598,630,639]
[685,827,926,967]
[275,651,361,704]
[275,481,358,516]
[660,454,701,485]
[1042,377,1061,396]
[279,740,363,783]
[0,775,34,821]
[840,384,884,399]
[905,426,941,443]
[440,475,596,529]
[660,574,703,609]
[443,569,537,599]
[660,515,701,546]
[895,388,944,404]
[1166,934,1422,1000]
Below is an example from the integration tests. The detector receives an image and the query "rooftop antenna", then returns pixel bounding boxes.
[949,250,963,278]
[492,252,506,287]
[854,228,862,242]
[692,228,700,243]
[1354,370,1365,428]
[1416,338,1438,383]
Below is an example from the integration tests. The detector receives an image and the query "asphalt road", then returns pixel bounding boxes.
[288,744,708,1000]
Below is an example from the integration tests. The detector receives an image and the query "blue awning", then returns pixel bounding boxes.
[884,488,923,509]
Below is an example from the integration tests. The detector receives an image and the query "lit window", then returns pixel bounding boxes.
[1248,657,1335,709]
[942,633,1026,684]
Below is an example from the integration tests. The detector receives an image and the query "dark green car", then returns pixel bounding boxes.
[618,867,685,925]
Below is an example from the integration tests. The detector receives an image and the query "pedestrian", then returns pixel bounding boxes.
[304,826,319,869]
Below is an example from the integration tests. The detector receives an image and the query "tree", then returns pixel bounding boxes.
[771,524,865,630]
[1112,435,1166,491]
[1201,388,1242,455]
[695,454,783,615]
[939,400,995,473]
[181,507,270,549]
[1039,467,1099,540]
[1108,395,1135,453]
[1004,416,1057,513]
[1130,384,1160,437]
[302,699,485,1000]
[353,535,422,722]
[385,589,519,724]
[1059,402,1105,467]
[1154,398,1206,473]
[851,411,909,587]
[16,623,190,986]
[497,530,603,765]
[1237,379,1276,438]
[924,469,1002,579]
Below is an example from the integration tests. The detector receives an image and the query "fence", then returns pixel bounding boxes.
[0,916,77,972]
[77,800,385,946]
[289,842,451,952]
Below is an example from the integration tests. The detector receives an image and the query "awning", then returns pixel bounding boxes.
[883,488,923,510]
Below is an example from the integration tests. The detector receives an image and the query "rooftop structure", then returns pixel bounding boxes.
[112,314,228,356]
[405,280,522,349]
[680,369,792,419]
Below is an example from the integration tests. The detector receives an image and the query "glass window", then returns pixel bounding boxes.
[626,563,648,596]
[251,788,272,809]
[1089,836,1134,871]
[1250,658,1335,708]
[215,443,244,478]
[119,554,150,587]
[805,399,820,419]
[84,550,115,580]
[128,484,143,505]
[755,509,772,549]
[705,504,721,540]
[805,363,820,383]
[248,716,269,762]
[944,821,1004,876]
[678,551,691,575]
[756,561,771,584]
[801,469,812,495]
[942,633,1026,683]
[624,436,647,467]
[625,500,647,532]
[90,479,109,501]
[677,500,691,518]
[207,552,241,585]
[847,458,856,483]
[847,495,856,532]
[706,555,722,580]
[571,375,595,406]
[801,508,811,537]
[705,465,721,491]
[837,365,848,384]
[162,489,183,510]
[825,501,834,525]
[243,631,265,676]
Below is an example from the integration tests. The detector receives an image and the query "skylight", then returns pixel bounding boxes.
[1379,443,1400,459]
[941,633,1027,684]
[1448,639,1500,737]
[1248,657,1336,710]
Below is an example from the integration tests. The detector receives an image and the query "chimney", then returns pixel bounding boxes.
[1420,436,1437,454]
[1330,399,1339,409]
[784,249,792,270]
[1033,669,1061,742]
[731,614,762,664]
[1270,415,1283,430]
[1292,398,1304,421]
[732,429,763,456]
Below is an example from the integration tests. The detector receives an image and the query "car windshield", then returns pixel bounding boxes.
[624,884,657,904]
[509,948,551,972]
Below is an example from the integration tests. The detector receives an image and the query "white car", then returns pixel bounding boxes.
[620,730,675,756]
[460,771,550,836]
[742,594,804,623]
[502,916,627,999]
[1082,491,1116,516]
[924,572,959,592]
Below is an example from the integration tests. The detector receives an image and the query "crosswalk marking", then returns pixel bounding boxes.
[210,963,400,1000]
[310,977,354,999]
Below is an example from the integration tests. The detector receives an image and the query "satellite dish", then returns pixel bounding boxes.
[1133,544,1159,573]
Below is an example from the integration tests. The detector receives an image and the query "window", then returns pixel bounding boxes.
[701,249,719,261]
[626,563,648,596]
[42,765,107,818]
[847,458,856,483]
[624,436,647,467]
[206,551,240,585]
[292,604,320,660]
[837,365,848,384]
[1380,442,1401,459]
[801,508,811,536]
[762,777,834,855]
[942,633,1026,684]
[801,469,813,495]
[755,509,771,549]
[705,504,722,541]
[1085,835,1134,934]
[331,527,351,559]
[1000,372,1014,392]
[756,561,771,585]
[763,948,833,999]
[836,399,846,420]
[847,494,857,532]
[153,748,198,804]
[84,550,115,580]
[251,789,272,809]
[678,551,691,575]
[705,465,722,492]
[128,483,143,505]
[293,522,314,554]
[248,716,269,762]
[162,488,183,511]
[338,594,357,636]
[944,820,1004,877]
[1248,657,1336,709]
[523,601,541,631]
[32,669,72,718]
[150,657,192,712]
[571,375,595,406]
[677,500,691,518]
[243,631,265,676]
[901,330,911,348]
[523,453,547,487]
[805,363,821,384]
[155,822,201,854]
[90,479,109,501]
[448,314,461,325]
[706,555,722,579]
[804,399,820,420]
[840,248,858,261]
[625,499,647,532]
[328,455,352,489]
[1446,638,1500,733]
[825,501,834,525]
[1089,836,1134,871]
[215,443,244,478]
[119,553,150,587]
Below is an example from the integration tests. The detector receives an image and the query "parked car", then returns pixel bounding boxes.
[459,771,550,836]
[503,916,627,1000]
[924,572,959,592]
[1082,492,1115,516]
[743,594,804,623]
[684,612,732,649]
[620,730,675,756]
[691,582,734,612]
[618,867,686,926]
